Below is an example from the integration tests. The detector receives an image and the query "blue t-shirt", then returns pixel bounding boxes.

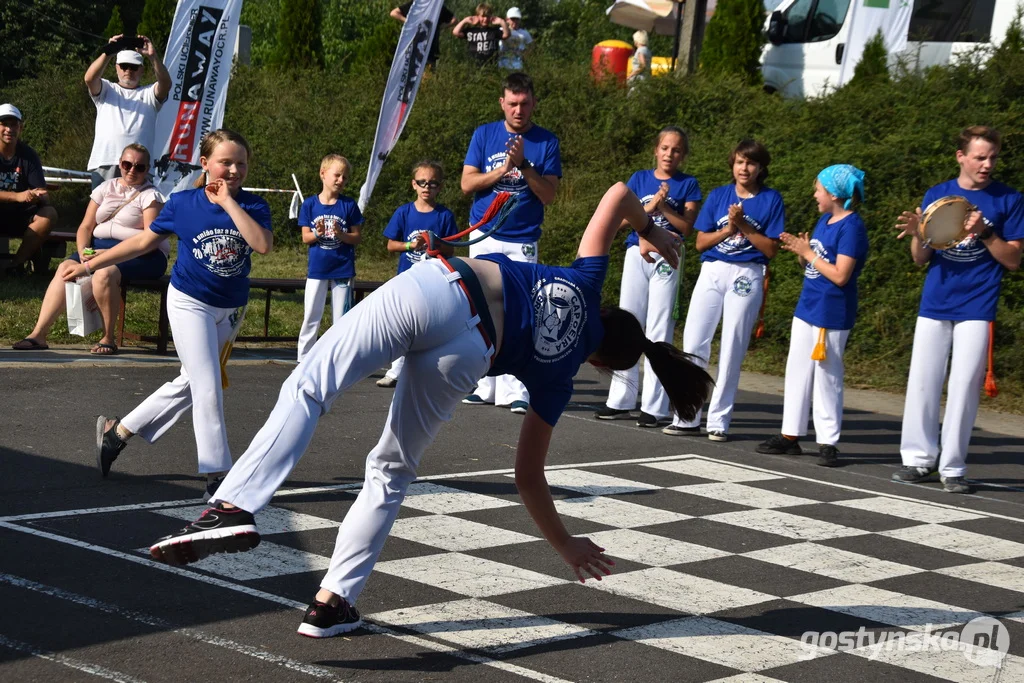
[918,179,1024,321]
[793,212,869,330]
[383,202,460,275]
[149,188,272,309]
[696,185,786,264]
[300,194,363,280]
[624,169,702,248]
[464,120,562,243]
[476,253,608,426]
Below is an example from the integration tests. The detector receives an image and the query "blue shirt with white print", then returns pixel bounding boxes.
[918,179,1024,322]
[793,212,869,330]
[383,202,460,275]
[300,194,363,280]
[148,188,272,309]
[696,184,786,265]
[477,253,608,426]
[624,169,702,248]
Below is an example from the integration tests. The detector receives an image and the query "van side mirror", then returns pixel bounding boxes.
[767,11,786,45]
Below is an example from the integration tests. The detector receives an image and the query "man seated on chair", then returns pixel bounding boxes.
[0,104,56,274]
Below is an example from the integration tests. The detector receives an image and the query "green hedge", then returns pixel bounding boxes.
[3,42,1023,408]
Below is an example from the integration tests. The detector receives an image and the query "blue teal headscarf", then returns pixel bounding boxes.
[817,164,865,210]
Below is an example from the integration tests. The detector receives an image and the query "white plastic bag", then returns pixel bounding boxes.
[65,276,103,337]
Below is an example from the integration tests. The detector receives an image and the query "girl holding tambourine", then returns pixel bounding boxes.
[891,126,1024,495]
[756,165,868,467]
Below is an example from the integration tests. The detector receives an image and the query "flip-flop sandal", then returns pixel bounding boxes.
[12,338,48,350]
[91,342,118,355]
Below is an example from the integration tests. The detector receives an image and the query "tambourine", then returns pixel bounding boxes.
[919,195,976,250]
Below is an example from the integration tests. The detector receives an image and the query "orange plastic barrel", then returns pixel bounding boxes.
[591,40,634,83]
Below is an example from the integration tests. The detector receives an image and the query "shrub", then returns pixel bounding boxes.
[700,0,766,85]
[850,30,889,85]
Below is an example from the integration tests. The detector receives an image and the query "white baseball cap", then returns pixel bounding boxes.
[116,50,144,66]
[0,104,23,121]
[507,7,522,18]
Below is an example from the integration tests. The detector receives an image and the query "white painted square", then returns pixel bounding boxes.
[591,567,775,614]
[154,505,338,535]
[588,528,731,566]
[832,497,983,524]
[848,640,1020,682]
[881,525,1024,561]
[553,496,690,528]
[705,509,865,542]
[389,515,536,551]
[672,482,817,509]
[936,562,1024,594]
[520,469,662,496]
[370,598,594,653]
[613,616,833,671]
[743,542,923,583]
[401,482,519,515]
[144,540,331,580]
[706,676,788,683]
[375,552,567,597]
[643,459,781,483]
[789,584,985,631]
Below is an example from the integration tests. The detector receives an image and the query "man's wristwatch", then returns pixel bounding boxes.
[976,226,994,241]
[518,159,532,171]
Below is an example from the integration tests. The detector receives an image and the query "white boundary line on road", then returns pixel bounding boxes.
[0,633,146,683]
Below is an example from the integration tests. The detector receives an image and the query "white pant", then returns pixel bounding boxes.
[606,245,683,418]
[212,259,492,605]
[780,317,851,445]
[121,284,246,474]
[297,278,352,361]
[468,234,537,405]
[900,317,988,477]
[671,260,764,431]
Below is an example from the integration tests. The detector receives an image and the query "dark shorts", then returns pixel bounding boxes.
[0,203,40,237]
[69,238,168,281]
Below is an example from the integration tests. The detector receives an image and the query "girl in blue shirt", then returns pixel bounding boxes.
[64,129,273,500]
[597,126,701,427]
[147,182,713,638]
[757,165,868,467]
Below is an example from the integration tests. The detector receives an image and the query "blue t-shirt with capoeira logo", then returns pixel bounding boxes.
[624,169,702,248]
[300,194,363,281]
[383,202,460,275]
[464,120,562,243]
[918,179,1024,322]
[476,253,608,427]
[149,188,272,309]
[793,212,869,330]
[696,184,786,265]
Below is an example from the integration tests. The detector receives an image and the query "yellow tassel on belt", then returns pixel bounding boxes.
[811,327,827,361]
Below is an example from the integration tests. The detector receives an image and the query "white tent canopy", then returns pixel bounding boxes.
[605,0,681,36]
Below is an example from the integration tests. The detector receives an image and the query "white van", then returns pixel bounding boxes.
[761,0,1020,97]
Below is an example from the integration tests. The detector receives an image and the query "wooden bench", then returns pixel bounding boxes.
[0,230,77,271]
[117,276,385,354]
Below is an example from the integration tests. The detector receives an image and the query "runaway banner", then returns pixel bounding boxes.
[153,0,244,196]
[358,0,444,212]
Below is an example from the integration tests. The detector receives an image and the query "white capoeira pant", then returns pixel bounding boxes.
[212,259,492,605]
[670,260,764,432]
[120,283,246,474]
[468,234,537,405]
[780,317,851,446]
[605,244,683,418]
[297,278,352,361]
[900,317,988,478]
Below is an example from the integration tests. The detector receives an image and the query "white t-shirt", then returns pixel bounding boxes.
[87,80,163,171]
[90,178,169,255]
[499,28,533,69]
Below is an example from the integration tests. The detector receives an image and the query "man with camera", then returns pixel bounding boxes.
[84,35,171,189]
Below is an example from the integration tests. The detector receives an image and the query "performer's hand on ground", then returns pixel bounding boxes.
[639,225,682,268]
[557,536,615,583]
[895,208,922,239]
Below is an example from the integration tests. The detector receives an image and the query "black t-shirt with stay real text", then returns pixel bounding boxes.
[398,2,454,62]
[464,24,503,63]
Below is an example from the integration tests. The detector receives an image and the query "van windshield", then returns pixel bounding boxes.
[909,0,996,42]
[780,0,853,43]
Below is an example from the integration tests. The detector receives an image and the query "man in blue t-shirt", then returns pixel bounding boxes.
[893,126,1024,494]
[460,72,562,414]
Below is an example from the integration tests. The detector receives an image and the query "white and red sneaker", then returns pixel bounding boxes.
[149,504,260,565]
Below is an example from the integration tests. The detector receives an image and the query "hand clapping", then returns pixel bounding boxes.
[779,231,813,259]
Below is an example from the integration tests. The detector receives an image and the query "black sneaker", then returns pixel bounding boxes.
[636,412,659,428]
[595,406,632,420]
[756,435,803,455]
[149,504,260,566]
[941,476,973,494]
[662,424,702,436]
[297,598,363,638]
[96,415,127,478]
[891,466,939,483]
[817,444,840,467]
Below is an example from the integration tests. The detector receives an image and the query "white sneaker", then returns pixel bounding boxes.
[707,430,729,442]
[376,376,397,388]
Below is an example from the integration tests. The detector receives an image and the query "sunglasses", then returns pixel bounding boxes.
[118,63,141,72]
[414,179,441,188]
[120,160,148,173]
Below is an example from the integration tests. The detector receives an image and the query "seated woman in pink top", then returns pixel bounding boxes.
[12,143,166,354]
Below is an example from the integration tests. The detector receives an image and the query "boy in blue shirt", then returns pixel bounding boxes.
[297,155,363,361]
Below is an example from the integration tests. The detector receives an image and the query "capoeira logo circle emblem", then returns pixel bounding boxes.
[532,279,585,363]
[522,243,536,258]
[656,260,674,278]
[193,229,251,278]
[313,214,348,250]
[732,276,753,297]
